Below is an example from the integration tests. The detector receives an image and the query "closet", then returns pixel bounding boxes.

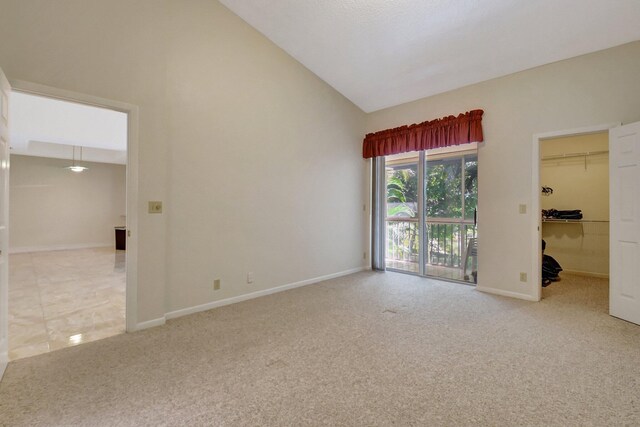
[540,132,609,279]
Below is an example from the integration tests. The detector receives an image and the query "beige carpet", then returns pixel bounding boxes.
[0,272,638,426]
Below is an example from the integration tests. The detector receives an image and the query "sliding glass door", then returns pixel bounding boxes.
[384,150,478,284]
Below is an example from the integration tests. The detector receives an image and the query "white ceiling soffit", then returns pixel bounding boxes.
[10,92,127,164]
[219,0,640,112]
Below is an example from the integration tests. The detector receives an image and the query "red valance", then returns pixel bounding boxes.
[362,109,484,158]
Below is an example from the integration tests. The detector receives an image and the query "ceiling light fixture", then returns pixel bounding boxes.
[65,146,89,173]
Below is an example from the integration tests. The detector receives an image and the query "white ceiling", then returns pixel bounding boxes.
[10,92,127,164]
[219,0,640,112]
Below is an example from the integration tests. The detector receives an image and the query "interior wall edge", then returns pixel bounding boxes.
[134,317,166,332]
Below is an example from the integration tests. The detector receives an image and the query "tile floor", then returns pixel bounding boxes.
[8,247,125,360]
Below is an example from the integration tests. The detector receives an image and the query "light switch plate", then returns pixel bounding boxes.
[148,201,163,214]
[519,204,527,214]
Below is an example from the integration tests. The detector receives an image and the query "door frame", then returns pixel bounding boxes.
[9,80,139,332]
[531,123,619,301]
[383,145,479,283]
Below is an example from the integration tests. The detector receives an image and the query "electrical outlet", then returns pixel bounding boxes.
[148,201,163,214]
[518,204,527,214]
[213,279,220,290]
[520,272,527,282]
[247,272,254,284]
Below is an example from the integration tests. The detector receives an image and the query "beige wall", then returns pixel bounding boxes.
[163,1,368,311]
[0,0,170,322]
[541,133,609,276]
[0,0,368,323]
[9,155,126,252]
[367,42,640,299]
[541,133,609,220]
[1,0,638,316]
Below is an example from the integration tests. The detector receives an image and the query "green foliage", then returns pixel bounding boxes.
[386,169,417,202]
[425,160,462,218]
[387,204,415,217]
[424,157,477,219]
[464,160,478,220]
[386,166,417,217]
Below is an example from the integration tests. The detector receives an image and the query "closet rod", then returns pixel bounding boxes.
[542,150,608,161]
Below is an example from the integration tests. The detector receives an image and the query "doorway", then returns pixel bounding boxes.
[6,81,139,360]
[533,122,640,327]
[532,124,617,299]
[383,145,478,284]
[538,131,610,310]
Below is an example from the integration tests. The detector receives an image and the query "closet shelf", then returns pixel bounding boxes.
[541,150,608,161]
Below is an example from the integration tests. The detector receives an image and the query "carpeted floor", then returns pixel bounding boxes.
[0,271,638,426]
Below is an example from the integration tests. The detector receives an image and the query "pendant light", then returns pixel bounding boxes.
[65,146,89,173]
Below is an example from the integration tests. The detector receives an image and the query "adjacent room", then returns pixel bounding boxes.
[540,133,609,307]
[0,0,639,425]
[8,92,127,360]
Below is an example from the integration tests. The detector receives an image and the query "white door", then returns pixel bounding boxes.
[0,68,10,378]
[610,121,640,325]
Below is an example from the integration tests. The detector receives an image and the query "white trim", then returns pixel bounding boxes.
[135,317,166,331]
[0,351,7,380]
[562,269,609,279]
[135,267,370,330]
[531,132,542,302]
[476,285,539,301]
[531,123,619,302]
[9,80,140,332]
[166,267,368,320]
[9,243,112,254]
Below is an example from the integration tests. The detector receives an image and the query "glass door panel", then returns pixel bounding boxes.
[424,153,478,283]
[385,158,419,273]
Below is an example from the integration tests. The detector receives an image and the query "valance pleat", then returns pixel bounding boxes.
[362,109,484,158]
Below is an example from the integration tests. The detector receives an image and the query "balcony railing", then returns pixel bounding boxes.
[386,217,419,265]
[386,217,477,275]
[426,220,476,268]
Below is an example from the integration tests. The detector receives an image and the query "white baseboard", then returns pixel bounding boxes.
[10,243,112,254]
[563,269,609,279]
[134,317,166,331]
[0,352,7,380]
[476,285,539,301]
[165,266,368,321]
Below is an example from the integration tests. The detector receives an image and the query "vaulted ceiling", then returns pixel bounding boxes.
[219,0,640,112]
